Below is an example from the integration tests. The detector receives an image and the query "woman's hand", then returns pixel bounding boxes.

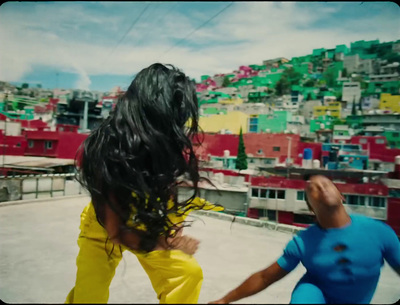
[169,235,200,255]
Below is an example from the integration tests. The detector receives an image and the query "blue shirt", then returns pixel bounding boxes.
[277,214,400,304]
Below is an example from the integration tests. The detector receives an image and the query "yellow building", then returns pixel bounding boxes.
[199,111,249,134]
[379,93,400,113]
[218,97,244,105]
[313,102,341,118]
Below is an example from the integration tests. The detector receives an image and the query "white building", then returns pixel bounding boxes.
[342,82,361,104]
[343,54,360,74]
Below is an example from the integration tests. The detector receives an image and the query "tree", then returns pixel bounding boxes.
[358,97,363,113]
[351,97,357,115]
[283,67,302,86]
[235,127,248,171]
[274,68,303,96]
[275,76,291,96]
[21,83,29,89]
[306,92,313,101]
[222,76,231,87]
[342,68,347,77]
[303,78,316,87]
[323,68,336,88]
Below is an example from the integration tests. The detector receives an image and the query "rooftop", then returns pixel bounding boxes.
[0,196,399,303]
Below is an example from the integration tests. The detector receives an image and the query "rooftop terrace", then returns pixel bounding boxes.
[0,196,399,303]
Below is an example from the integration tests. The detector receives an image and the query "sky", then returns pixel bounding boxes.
[0,1,399,92]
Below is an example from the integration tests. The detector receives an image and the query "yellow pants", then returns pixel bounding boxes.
[65,202,203,304]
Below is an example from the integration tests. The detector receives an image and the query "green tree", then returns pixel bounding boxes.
[275,76,291,96]
[323,68,336,88]
[222,76,231,87]
[383,52,400,64]
[351,97,357,115]
[303,78,315,87]
[283,67,302,86]
[275,68,303,96]
[358,97,363,112]
[306,92,313,101]
[21,83,29,89]
[235,127,248,171]
[342,68,347,77]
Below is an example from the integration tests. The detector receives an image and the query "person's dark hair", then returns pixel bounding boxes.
[75,63,212,252]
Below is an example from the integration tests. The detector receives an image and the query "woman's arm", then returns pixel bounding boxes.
[209,262,289,304]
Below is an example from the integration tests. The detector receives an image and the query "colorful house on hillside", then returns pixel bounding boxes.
[379,93,400,113]
[313,101,341,118]
[248,110,293,133]
[310,115,334,133]
[199,111,249,134]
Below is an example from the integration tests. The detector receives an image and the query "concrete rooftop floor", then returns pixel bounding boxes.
[0,195,399,304]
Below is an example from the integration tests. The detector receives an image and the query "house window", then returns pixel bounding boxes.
[59,127,64,132]
[277,190,286,199]
[346,195,359,205]
[297,191,304,201]
[375,139,385,144]
[368,197,386,208]
[257,149,263,154]
[16,142,21,148]
[359,138,367,144]
[260,189,267,198]
[45,141,53,149]
[251,188,259,197]
[28,140,34,148]
[268,189,276,199]
[249,117,258,133]
[273,147,280,152]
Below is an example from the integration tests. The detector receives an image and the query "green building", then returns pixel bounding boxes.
[201,107,227,116]
[335,44,350,55]
[310,115,334,133]
[312,48,326,57]
[346,115,363,129]
[248,110,292,133]
[350,39,380,55]
[384,130,400,149]
[249,64,267,71]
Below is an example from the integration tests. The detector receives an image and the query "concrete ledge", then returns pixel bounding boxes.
[193,210,305,234]
[0,194,89,208]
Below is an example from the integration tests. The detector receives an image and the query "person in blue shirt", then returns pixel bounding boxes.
[210,175,400,304]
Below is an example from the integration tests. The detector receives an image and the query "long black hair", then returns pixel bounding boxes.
[76,63,209,252]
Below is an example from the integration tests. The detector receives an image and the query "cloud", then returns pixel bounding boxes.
[0,1,399,86]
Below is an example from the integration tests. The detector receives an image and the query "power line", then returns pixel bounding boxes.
[158,2,234,60]
[102,3,151,66]
[136,2,180,46]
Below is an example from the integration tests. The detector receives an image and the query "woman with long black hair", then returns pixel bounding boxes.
[65,63,223,304]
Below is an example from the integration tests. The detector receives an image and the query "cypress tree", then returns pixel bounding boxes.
[351,97,357,116]
[235,127,248,171]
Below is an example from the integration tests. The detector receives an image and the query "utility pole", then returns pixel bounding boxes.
[286,136,292,166]
[82,98,89,132]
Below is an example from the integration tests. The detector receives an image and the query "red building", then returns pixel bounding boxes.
[194,133,323,166]
[350,136,400,163]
